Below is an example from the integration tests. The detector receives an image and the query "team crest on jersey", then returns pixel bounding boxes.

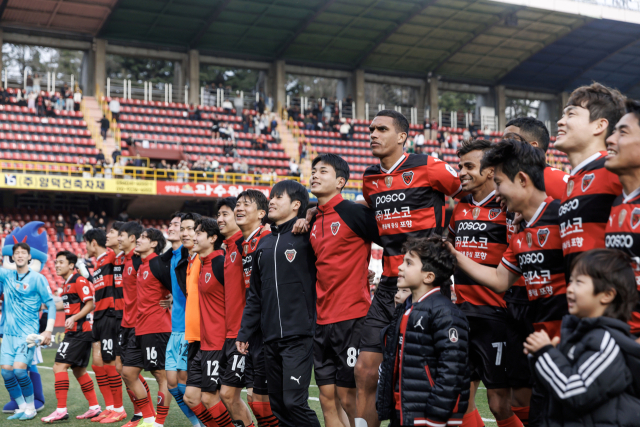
[566,180,574,197]
[631,208,640,229]
[402,171,414,185]
[526,232,533,248]
[66,285,71,293]
[537,228,550,247]
[449,328,459,343]
[230,252,237,263]
[205,273,211,283]
[250,238,258,251]
[128,267,132,275]
[488,209,501,220]
[472,208,480,220]
[619,209,628,228]
[143,271,148,280]
[331,222,340,235]
[285,249,296,263]
[581,173,595,192]
[384,176,393,188]
[22,284,28,291]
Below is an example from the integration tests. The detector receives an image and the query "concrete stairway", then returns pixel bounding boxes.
[83,96,117,160]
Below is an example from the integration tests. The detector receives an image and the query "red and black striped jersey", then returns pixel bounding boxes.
[501,197,567,339]
[113,250,125,320]
[363,154,461,290]
[121,250,139,328]
[241,226,270,289]
[62,273,94,335]
[605,189,640,334]
[91,248,115,320]
[559,151,622,279]
[544,166,570,200]
[448,191,507,319]
[223,230,244,339]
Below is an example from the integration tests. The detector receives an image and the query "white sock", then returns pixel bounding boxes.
[144,416,155,423]
[135,412,143,416]
[113,407,124,413]
[26,400,35,411]
[153,423,163,427]
[107,405,114,410]
[17,401,27,412]
[57,407,67,413]
[355,418,369,427]
[90,405,101,411]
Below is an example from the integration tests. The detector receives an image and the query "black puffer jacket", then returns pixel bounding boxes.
[377,287,470,426]
[531,315,640,427]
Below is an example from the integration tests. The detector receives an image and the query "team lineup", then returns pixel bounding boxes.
[2,81,640,427]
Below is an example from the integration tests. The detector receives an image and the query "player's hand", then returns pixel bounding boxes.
[41,331,52,346]
[159,294,173,309]
[262,223,271,233]
[367,269,375,286]
[292,218,310,234]
[64,316,76,330]
[236,341,249,355]
[523,330,556,355]
[444,240,457,256]
[512,213,524,234]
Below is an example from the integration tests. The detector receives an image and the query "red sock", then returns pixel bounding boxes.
[512,406,529,427]
[77,373,99,407]
[136,396,155,419]
[139,375,155,416]
[461,410,479,427]
[54,372,69,409]
[92,365,114,407]
[497,414,524,427]
[155,405,169,425]
[474,408,485,427]
[192,402,217,427]
[249,401,278,427]
[104,365,123,408]
[126,387,141,412]
[208,400,234,426]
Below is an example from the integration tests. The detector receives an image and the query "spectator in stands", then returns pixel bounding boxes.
[469,121,478,138]
[27,90,36,111]
[33,74,41,93]
[36,92,45,116]
[133,154,144,167]
[256,95,265,115]
[222,98,234,113]
[99,211,108,223]
[111,148,121,165]
[157,159,168,170]
[96,149,106,164]
[339,118,351,140]
[289,158,300,177]
[63,83,74,111]
[55,215,66,243]
[254,134,266,150]
[462,128,471,142]
[406,136,415,154]
[430,147,442,159]
[109,97,121,122]
[117,211,129,222]
[44,99,56,117]
[99,115,110,140]
[304,113,314,130]
[73,86,82,112]
[415,132,425,153]
[84,220,93,235]
[96,218,106,232]
[74,219,84,243]
[87,211,97,227]
[187,104,200,120]
[26,74,34,94]
[211,116,220,139]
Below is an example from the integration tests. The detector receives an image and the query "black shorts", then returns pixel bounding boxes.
[92,316,119,362]
[121,327,143,368]
[360,286,396,353]
[505,302,534,388]
[186,342,224,393]
[467,316,509,389]
[55,333,92,368]
[245,330,268,395]
[313,318,365,388]
[114,319,124,357]
[221,338,247,388]
[138,333,170,371]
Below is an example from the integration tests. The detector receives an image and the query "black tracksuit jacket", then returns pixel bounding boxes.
[237,217,317,343]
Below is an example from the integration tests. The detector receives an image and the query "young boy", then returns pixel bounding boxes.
[377,237,469,427]
[524,249,640,426]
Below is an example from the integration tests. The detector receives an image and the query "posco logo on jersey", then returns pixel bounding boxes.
[457,222,486,232]
[518,252,544,266]
[375,193,405,206]
[606,234,634,249]
[559,199,579,216]
[243,255,252,266]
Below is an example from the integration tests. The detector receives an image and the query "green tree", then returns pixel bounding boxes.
[439,91,476,112]
[200,66,259,93]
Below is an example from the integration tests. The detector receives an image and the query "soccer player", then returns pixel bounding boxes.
[217,198,254,426]
[41,251,101,422]
[503,117,569,200]
[604,98,640,339]
[117,222,156,427]
[237,180,321,427]
[448,139,521,427]
[555,83,625,278]
[0,242,56,420]
[449,139,568,427]
[80,228,125,423]
[163,212,201,427]
[122,228,172,427]
[234,189,278,427]
[356,110,462,427]
[309,153,380,427]
[183,217,236,427]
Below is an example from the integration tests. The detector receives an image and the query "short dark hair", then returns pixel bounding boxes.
[375,109,409,138]
[481,138,546,192]
[170,211,185,221]
[119,221,144,240]
[457,139,493,158]
[194,217,223,250]
[12,242,30,254]
[402,236,456,289]
[505,117,551,152]
[143,228,166,255]
[83,228,107,247]
[56,250,77,267]
[237,189,269,213]
[571,249,638,322]
[567,82,626,137]
[111,221,124,232]
[271,180,309,217]
[312,154,350,189]
[624,98,640,126]
[181,212,202,223]
[217,197,237,213]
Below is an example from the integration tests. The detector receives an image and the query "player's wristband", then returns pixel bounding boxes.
[45,318,55,333]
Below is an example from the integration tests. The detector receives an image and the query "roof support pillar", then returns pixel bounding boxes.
[270,59,286,115]
[495,84,506,131]
[188,49,200,106]
[0,30,4,79]
[94,39,106,97]
[354,69,365,120]
[428,77,438,122]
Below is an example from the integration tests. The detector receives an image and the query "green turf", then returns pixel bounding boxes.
[0,349,494,425]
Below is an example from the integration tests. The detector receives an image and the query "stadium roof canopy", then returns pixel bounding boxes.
[4,0,640,95]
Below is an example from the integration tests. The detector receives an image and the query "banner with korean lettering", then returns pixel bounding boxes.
[156,181,271,198]
[0,173,156,195]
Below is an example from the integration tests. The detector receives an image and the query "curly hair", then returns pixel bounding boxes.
[402,236,456,287]
[567,82,626,137]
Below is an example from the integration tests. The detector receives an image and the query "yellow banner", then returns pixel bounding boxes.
[0,173,156,195]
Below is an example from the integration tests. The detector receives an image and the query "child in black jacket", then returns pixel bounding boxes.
[377,237,470,427]
[524,249,640,426]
